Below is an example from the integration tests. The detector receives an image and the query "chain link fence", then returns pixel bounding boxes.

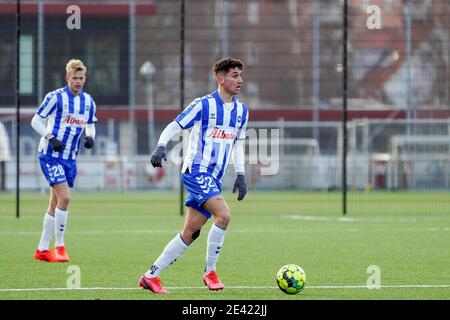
[0,0,449,217]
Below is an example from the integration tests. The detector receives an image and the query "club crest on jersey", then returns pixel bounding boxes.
[237,115,242,123]
[210,113,216,120]
[207,127,236,140]
[64,115,87,125]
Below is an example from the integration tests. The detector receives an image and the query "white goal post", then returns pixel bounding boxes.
[0,121,11,191]
[389,135,450,189]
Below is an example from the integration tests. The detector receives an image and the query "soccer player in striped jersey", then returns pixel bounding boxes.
[31,59,97,262]
[139,57,249,294]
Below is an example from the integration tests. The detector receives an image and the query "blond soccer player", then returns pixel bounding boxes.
[31,59,97,262]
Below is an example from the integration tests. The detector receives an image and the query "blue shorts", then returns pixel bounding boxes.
[39,154,77,188]
[181,171,222,219]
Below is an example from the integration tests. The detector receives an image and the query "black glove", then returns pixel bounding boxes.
[49,136,64,152]
[150,145,167,167]
[84,136,95,149]
[233,174,248,201]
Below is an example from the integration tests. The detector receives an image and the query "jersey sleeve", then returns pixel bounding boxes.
[175,98,202,129]
[236,106,249,140]
[36,91,57,118]
[87,97,98,124]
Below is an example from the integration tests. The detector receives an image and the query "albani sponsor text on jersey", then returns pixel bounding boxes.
[64,115,87,126]
[207,128,236,140]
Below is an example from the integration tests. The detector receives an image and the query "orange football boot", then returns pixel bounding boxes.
[139,275,169,294]
[203,271,224,291]
[53,246,70,262]
[34,249,59,262]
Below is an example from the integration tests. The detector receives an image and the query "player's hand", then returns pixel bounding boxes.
[49,136,64,152]
[233,174,247,201]
[150,145,167,167]
[84,136,95,149]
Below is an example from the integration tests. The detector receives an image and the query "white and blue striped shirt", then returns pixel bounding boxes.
[176,90,249,181]
[36,86,97,160]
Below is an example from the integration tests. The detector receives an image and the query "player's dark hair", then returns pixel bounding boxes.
[213,57,244,75]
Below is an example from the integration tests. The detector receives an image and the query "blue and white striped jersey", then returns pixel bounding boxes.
[175,90,249,181]
[36,86,97,160]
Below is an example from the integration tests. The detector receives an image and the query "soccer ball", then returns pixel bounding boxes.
[276,264,306,294]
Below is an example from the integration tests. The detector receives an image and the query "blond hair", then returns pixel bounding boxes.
[66,59,87,76]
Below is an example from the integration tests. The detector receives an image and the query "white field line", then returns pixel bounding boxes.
[1,214,450,221]
[1,226,450,236]
[0,230,179,235]
[1,284,450,293]
[281,215,450,222]
[0,215,171,220]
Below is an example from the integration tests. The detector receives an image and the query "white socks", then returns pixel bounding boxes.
[145,233,189,278]
[55,207,68,247]
[37,208,69,251]
[145,223,227,278]
[37,213,55,251]
[205,223,226,273]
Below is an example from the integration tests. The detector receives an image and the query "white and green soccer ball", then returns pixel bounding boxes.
[276,264,306,294]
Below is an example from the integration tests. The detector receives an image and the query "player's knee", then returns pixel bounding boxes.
[58,195,71,208]
[215,209,231,228]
